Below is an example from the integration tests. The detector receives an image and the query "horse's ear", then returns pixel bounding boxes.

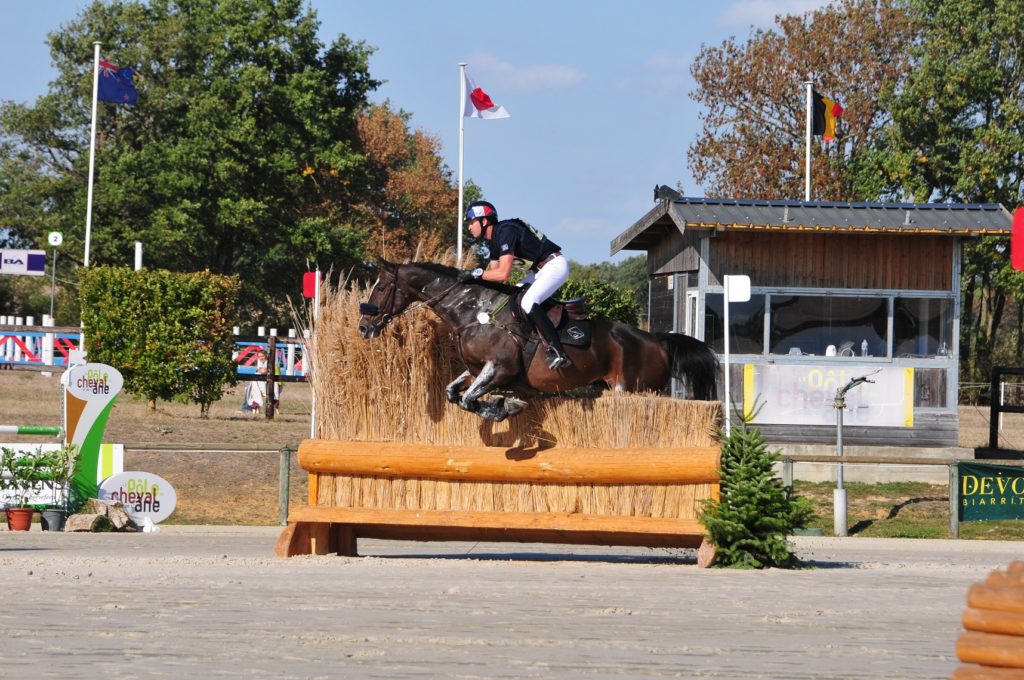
[361,260,380,275]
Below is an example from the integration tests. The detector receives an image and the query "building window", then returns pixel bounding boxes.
[649,275,674,333]
[769,295,888,357]
[894,297,953,357]
[704,293,766,354]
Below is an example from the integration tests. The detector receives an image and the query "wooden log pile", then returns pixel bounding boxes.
[954,561,1024,678]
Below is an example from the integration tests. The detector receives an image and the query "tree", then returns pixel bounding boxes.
[558,276,639,326]
[700,424,813,568]
[0,1,455,325]
[353,104,459,263]
[861,0,1024,382]
[688,0,914,201]
[569,256,648,325]
[79,266,239,415]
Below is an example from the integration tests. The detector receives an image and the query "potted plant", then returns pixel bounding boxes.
[38,444,80,532]
[1,446,46,531]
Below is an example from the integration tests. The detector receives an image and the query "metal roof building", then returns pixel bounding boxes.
[612,196,1013,256]
[610,193,1014,449]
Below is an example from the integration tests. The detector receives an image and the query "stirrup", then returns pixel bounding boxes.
[545,347,572,370]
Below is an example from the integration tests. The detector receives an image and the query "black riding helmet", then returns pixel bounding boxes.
[465,200,497,225]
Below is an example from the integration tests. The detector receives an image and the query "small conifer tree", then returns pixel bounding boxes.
[700,424,813,568]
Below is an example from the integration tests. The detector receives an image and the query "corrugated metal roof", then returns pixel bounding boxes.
[611,196,1013,255]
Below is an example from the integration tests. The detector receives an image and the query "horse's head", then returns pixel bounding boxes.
[358,260,414,339]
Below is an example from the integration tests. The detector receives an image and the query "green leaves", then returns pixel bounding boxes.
[700,426,813,569]
[80,266,239,413]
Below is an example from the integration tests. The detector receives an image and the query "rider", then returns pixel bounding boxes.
[458,199,573,370]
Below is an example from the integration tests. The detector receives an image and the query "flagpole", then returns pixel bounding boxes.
[457,62,467,267]
[84,42,101,268]
[804,77,812,202]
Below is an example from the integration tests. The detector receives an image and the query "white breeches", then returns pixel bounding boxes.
[519,255,569,313]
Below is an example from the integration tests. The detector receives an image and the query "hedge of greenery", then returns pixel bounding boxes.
[79,267,240,416]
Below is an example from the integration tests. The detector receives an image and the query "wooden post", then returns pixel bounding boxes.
[265,335,277,420]
[278,446,291,526]
[949,462,960,539]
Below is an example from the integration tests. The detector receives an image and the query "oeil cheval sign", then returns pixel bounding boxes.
[0,249,46,276]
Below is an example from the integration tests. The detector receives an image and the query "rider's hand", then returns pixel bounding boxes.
[457,268,483,283]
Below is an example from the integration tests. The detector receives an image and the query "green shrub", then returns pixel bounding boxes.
[700,425,814,568]
[79,267,240,415]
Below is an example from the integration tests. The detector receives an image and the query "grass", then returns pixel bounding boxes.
[794,481,1024,540]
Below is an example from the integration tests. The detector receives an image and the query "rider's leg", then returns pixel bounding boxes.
[521,258,572,370]
[526,305,572,370]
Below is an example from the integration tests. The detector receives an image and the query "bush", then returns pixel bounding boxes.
[700,425,814,568]
[79,267,240,415]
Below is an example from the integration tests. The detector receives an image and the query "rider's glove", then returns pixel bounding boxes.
[457,268,483,283]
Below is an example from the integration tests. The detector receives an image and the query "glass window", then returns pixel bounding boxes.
[769,295,887,357]
[894,297,953,357]
[705,293,765,354]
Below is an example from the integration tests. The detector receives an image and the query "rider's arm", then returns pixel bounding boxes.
[482,254,514,282]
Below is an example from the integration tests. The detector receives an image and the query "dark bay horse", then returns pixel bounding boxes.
[357,261,718,421]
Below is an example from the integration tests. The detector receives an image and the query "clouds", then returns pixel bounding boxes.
[716,0,833,30]
[465,52,583,91]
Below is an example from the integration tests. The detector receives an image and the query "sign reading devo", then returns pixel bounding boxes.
[958,462,1024,522]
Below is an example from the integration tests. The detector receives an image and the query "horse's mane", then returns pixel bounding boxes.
[410,261,518,295]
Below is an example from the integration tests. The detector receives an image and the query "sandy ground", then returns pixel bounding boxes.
[0,528,1018,678]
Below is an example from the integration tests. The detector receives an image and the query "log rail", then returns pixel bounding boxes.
[277,440,721,566]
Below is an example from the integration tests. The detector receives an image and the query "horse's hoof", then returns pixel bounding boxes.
[504,398,527,416]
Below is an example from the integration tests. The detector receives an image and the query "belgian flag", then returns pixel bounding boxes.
[812,90,844,141]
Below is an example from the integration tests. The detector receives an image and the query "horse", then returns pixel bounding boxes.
[357,261,718,421]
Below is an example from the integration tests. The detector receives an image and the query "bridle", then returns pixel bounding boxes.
[359,269,460,335]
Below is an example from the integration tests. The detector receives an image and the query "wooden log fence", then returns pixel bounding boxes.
[954,562,1024,678]
[276,440,721,565]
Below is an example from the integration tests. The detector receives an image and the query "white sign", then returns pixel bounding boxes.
[745,364,914,427]
[99,471,176,523]
[0,249,46,276]
[725,274,751,302]
[48,232,63,247]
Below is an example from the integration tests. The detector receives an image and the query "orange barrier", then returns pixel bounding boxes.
[276,440,720,566]
[954,562,1024,678]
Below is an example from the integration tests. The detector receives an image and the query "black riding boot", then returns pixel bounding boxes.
[527,306,572,370]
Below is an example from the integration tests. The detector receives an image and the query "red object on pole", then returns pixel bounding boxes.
[1013,207,1024,271]
[302,271,320,298]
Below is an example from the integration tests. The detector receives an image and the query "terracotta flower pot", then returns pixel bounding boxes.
[6,507,34,531]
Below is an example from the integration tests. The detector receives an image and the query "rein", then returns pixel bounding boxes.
[366,277,460,334]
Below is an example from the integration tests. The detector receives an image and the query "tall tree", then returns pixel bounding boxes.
[353,104,458,263]
[688,0,914,201]
[0,1,453,324]
[863,0,1024,381]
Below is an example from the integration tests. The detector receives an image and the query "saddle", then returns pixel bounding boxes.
[512,290,592,347]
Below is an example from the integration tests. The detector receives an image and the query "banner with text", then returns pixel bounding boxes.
[958,461,1024,522]
[743,364,914,427]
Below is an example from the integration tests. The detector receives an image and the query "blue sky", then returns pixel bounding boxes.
[0,0,829,264]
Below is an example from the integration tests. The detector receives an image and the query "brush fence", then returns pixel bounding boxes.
[276,440,720,564]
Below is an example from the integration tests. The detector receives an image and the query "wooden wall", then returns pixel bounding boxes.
[704,231,954,291]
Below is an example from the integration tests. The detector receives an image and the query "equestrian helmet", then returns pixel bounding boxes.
[465,200,497,224]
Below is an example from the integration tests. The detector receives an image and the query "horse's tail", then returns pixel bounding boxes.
[655,332,719,400]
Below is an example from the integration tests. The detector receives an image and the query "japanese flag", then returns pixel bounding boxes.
[463,70,510,119]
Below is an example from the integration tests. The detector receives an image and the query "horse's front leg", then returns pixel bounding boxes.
[445,370,473,404]
[458,361,510,421]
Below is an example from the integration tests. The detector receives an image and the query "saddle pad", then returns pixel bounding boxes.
[558,320,591,347]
